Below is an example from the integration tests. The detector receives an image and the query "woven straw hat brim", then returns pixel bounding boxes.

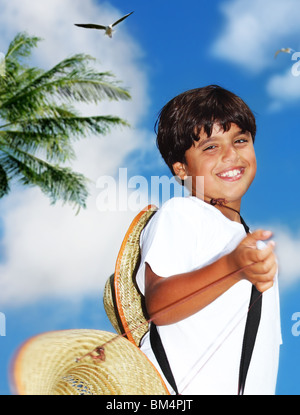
[10,329,169,395]
[104,205,158,347]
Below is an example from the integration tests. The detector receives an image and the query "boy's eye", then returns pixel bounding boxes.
[235,138,248,144]
[203,145,217,151]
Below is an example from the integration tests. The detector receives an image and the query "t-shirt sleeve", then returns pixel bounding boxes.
[136,198,199,295]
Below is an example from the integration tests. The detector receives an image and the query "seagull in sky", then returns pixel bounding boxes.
[74,11,134,38]
[274,47,294,58]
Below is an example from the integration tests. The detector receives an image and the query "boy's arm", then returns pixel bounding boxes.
[145,230,277,326]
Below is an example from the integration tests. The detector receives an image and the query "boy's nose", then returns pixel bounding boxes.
[221,145,240,163]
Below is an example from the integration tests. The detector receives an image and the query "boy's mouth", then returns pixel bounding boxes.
[216,167,245,180]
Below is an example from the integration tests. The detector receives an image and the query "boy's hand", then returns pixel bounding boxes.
[228,230,277,292]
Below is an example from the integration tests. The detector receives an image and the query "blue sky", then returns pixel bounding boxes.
[0,0,300,395]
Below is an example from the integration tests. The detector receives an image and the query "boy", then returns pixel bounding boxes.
[136,85,281,395]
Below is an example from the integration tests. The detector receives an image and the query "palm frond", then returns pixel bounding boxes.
[0,163,9,197]
[3,114,128,141]
[0,67,130,114]
[5,32,41,61]
[0,130,75,163]
[0,150,89,209]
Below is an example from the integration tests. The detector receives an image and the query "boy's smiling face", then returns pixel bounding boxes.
[173,123,257,213]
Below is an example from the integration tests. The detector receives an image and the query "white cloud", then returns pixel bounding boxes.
[212,0,300,73]
[0,188,138,306]
[266,65,300,110]
[0,0,155,307]
[249,221,300,289]
[211,0,300,107]
[272,226,300,288]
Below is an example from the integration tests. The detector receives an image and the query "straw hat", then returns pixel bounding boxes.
[11,329,169,395]
[10,205,169,395]
[103,205,158,347]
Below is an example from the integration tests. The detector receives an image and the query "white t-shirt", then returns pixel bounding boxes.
[136,196,282,395]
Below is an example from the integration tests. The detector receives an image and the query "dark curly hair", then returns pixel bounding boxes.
[155,85,256,175]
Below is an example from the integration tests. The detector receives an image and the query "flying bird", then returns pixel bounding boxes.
[274,47,294,58]
[74,11,134,38]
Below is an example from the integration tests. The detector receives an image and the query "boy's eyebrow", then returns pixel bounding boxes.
[197,136,218,148]
[197,129,249,147]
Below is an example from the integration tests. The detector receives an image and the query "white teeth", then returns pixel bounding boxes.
[218,169,242,178]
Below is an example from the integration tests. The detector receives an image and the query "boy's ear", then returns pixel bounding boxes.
[172,162,187,180]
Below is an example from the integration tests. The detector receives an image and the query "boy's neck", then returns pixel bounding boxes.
[208,198,242,223]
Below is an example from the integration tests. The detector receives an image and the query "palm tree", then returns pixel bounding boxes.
[0,32,131,210]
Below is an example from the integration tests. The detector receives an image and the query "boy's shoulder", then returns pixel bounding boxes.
[159,196,210,214]
[151,197,216,230]
[156,197,243,232]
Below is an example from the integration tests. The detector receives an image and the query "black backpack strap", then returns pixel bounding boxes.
[238,215,262,395]
[238,285,262,395]
[150,323,179,395]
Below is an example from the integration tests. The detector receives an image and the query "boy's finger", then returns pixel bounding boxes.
[256,280,274,293]
[242,230,274,251]
[249,250,277,274]
[249,229,273,242]
[255,243,276,263]
[244,240,275,265]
